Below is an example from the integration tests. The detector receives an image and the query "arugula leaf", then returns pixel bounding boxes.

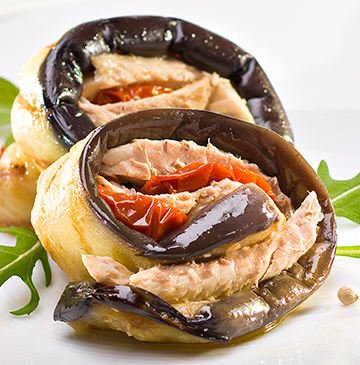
[318,160,360,259]
[0,77,18,146]
[5,132,15,147]
[0,226,51,315]
[336,246,360,259]
[0,77,18,126]
[317,160,360,224]
[0,80,51,315]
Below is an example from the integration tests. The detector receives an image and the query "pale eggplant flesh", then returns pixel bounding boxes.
[54,109,336,344]
[39,16,294,149]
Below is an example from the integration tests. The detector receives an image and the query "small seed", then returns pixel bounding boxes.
[338,285,359,305]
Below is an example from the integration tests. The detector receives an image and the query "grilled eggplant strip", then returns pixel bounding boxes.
[37,16,293,151]
[54,281,229,343]
[78,108,335,261]
[131,192,322,302]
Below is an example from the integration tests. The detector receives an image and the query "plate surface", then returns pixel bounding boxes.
[1,1,360,364]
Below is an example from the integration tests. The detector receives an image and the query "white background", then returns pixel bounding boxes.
[1,0,360,113]
[0,1,360,364]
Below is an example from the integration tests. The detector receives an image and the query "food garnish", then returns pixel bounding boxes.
[318,160,360,259]
[318,160,360,224]
[0,81,50,310]
[0,77,18,126]
[336,246,360,259]
[0,226,51,315]
[0,77,17,146]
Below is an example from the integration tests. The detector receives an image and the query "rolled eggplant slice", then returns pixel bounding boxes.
[0,143,41,227]
[12,16,293,169]
[31,109,336,344]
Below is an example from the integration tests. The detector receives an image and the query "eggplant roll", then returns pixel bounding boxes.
[0,143,40,227]
[31,109,336,344]
[11,16,293,170]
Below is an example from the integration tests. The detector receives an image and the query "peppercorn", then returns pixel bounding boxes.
[338,285,359,305]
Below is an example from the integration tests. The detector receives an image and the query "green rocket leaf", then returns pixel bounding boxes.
[336,246,360,259]
[0,227,51,315]
[0,77,18,126]
[317,160,360,224]
[0,77,18,146]
[318,160,360,259]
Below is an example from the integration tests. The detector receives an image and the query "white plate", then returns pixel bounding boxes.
[1,245,360,365]
[1,1,360,364]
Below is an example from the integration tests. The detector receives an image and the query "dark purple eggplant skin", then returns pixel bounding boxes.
[39,16,293,149]
[54,282,229,343]
[141,183,280,260]
[55,108,338,344]
[54,242,334,344]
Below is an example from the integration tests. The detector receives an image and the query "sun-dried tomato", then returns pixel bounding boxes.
[140,162,276,200]
[98,185,188,242]
[93,85,173,105]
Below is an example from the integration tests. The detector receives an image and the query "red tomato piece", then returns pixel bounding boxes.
[0,145,5,159]
[140,163,218,195]
[93,85,173,105]
[98,185,188,242]
[225,165,276,200]
[140,162,276,200]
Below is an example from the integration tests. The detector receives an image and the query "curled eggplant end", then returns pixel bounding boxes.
[140,183,281,261]
[54,282,229,344]
[55,235,335,344]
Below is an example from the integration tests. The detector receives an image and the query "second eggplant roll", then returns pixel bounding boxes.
[11,16,293,169]
[31,109,336,344]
